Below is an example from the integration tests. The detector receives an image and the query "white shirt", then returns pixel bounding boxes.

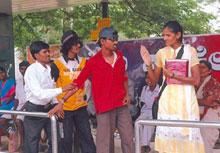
[140,85,159,113]
[24,61,62,105]
[15,76,26,110]
[111,51,117,67]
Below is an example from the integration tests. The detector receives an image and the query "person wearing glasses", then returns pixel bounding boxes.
[49,27,135,153]
[50,30,96,153]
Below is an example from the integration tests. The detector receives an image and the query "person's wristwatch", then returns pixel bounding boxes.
[59,98,66,104]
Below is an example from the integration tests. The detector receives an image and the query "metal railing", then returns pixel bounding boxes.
[135,119,220,153]
[0,110,58,153]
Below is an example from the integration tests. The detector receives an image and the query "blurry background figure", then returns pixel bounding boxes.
[135,72,159,153]
[85,80,97,129]
[0,61,30,152]
[196,60,220,153]
[0,66,15,148]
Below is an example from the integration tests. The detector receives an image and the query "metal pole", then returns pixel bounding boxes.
[101,1,108,18]
[135,119,220,153]
[135,122,141,153]
[0,110,48,117]
[0,110,58,153]
[136,119,220,128]
[51,115,58,153]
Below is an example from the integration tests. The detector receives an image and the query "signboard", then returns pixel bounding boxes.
[97,18,111,30]
[90,30,100,41]
[27,34,220,81]
[90,18,111,41]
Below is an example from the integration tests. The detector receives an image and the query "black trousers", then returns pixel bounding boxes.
[62,106,96,153]
[23,102,61,153]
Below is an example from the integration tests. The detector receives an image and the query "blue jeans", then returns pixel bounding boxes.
[23,102,61,153]
[62,106,96,153]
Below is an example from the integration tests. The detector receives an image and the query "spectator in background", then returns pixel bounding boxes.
[50,27,135,153]
[0,66,15,116]
[0,66,15,146]
[135,72,159,153]
[196,60,220,153]
[0,61,30,151]
[51,30,96,153]
[23,41,73,153]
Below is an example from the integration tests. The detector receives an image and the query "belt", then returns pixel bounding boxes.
[27,101,52,110]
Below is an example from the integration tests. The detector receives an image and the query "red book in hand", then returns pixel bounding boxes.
[165,59,189,85]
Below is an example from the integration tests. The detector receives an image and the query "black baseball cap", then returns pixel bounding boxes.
[61,30,79,44]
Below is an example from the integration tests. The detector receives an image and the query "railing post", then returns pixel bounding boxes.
[135,121,141,153]
[135,119,220,153]
[51,115,58,153]
[0,110,59,153]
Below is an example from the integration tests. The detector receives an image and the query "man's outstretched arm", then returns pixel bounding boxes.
[48,86,79,117]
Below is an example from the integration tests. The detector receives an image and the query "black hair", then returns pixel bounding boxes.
[60,37,83,56]
[163,21,183,43]
[0,66,6,73]
[19,60,30,68]
[200,60,212,70]
[30,41,49,60]
[97,38,106,47]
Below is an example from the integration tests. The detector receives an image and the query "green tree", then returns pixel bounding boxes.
[111,0,215,38]
[13,0,215,59]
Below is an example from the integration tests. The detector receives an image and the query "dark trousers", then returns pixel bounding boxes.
[24,102,61,153]
[62,106,96,153]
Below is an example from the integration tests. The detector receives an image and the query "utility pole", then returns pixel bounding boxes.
[101,1,108,18]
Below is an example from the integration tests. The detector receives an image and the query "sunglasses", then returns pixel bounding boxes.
[106,37,118,42]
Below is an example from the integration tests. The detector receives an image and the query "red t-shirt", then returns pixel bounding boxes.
[74,49,128,114]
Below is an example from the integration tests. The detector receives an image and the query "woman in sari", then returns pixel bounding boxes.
[140,21,205,153]
[196,60,220,153]
[0,66,15,112]
[0,66,15,145]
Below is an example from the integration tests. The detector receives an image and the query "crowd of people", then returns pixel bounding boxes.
[0,20,219,153]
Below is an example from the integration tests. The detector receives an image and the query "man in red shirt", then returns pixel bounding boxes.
[49,27,135,153]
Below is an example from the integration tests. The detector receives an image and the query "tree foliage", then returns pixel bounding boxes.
[13,0,216,59]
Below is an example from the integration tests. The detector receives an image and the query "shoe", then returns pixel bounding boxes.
[145,146,151,153]
[141,146,145,153]
[0,143,8,151]
[17,145,24,153]
[39,144,48,152]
